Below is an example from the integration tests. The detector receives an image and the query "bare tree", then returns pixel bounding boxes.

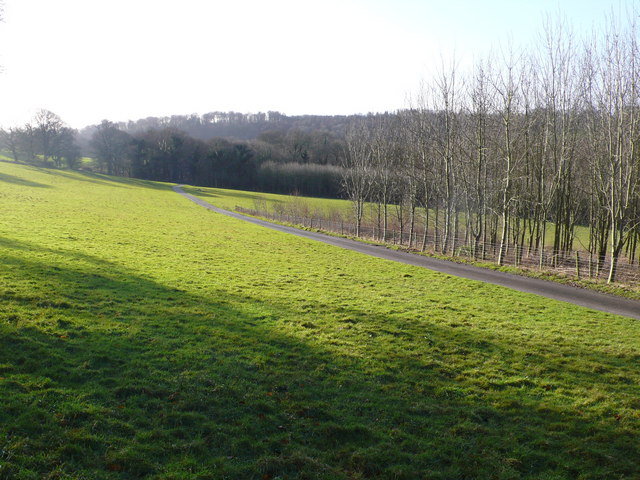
[460,57,496,259]
[0,127,23,162]
[492,45,526,265]
[398,111,421,248]
[430,59,461,254]
[535,16,582,267]
[370,114,402,242]
[342,118,375,237]
[32,109,64,165]
[594,15,640,282]
[90,120,133,175]
[52,127,81,168]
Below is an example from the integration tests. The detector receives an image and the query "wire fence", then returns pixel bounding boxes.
[235,205,640,286]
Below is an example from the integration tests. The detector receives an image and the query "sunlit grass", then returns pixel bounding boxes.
[185,184,593,250]
[1,161,639,479]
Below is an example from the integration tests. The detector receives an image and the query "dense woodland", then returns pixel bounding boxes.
[1,112,349,197]
[84,111,352,141]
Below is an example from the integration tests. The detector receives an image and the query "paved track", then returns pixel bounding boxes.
[174,185,640,320]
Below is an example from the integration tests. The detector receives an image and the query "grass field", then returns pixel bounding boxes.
[1,161,639,479]
[183,185,593,251]
[186,185,640,299]
[184,185,348,218]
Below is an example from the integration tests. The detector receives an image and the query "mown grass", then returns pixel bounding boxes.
[1,161,639,479]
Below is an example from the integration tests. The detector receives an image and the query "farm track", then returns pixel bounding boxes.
[174,185,640,320]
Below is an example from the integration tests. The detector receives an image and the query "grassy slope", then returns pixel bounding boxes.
[1,161,639,479]
[184,185,348,218]
[183,185,592,251]
[186,185,640,299]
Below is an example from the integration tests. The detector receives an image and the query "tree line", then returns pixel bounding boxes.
[89,120,346,196]
[342,16,640,284]
[76,111,354,142]
[1,113,347,198]
[0,110,81,168]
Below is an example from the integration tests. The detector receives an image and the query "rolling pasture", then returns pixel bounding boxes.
[0,161,639,479]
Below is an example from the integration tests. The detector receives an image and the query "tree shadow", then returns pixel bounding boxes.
[17,165,173,191]
[0,239,638,479]
[81,171,174,191]
[7,165,127,189]
[185,186,285,205]
[0,236,123,268]
[0,172,52,188]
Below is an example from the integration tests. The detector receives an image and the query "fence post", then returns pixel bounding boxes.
[575,251,580,280]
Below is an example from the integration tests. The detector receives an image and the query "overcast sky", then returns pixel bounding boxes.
[0,0,634,128]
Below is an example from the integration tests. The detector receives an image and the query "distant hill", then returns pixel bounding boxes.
[78,111,363,144]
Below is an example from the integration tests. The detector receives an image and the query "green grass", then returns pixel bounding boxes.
[79,156,95,168]
[184,185,350,218]
[186,185,640,299]
[1,161,640,479]
[185,185,594,251]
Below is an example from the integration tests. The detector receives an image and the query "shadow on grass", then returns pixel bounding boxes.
[0,172,52,188]
[0,239,638,479]
[0,236,123,269]
[185,186,286,205]
[3,163,173,192]
[38,168,174,191]
[82,171,174,191]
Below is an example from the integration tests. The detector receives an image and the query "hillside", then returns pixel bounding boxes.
[0,161,639,479]
[77,112,354,144]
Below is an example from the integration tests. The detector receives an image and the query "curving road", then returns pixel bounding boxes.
[173,185,640,320]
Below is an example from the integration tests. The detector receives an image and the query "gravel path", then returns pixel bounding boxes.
[174,185,640,320]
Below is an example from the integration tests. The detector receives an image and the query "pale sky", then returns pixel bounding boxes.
[0,0,633,129]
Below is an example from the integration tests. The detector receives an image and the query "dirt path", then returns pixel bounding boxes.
[173,185,640,320]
